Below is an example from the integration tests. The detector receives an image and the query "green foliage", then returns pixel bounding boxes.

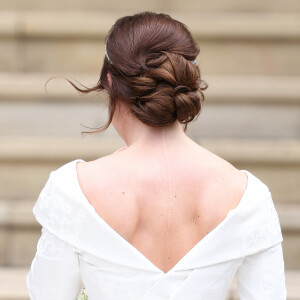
[77,287,88,300]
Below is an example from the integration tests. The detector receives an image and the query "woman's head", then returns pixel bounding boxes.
[52,11,208,134]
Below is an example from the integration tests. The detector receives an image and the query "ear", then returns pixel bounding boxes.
[107,72,112,88]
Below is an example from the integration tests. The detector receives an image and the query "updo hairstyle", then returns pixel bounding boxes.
[48,11,208,133]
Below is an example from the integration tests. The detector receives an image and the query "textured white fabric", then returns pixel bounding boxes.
[26,159,287,299]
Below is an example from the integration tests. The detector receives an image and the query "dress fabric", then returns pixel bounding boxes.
[26,159,287,300]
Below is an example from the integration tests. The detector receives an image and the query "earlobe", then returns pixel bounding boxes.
[107,72,112,88]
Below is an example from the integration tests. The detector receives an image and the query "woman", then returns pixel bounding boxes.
[26,11,286,299]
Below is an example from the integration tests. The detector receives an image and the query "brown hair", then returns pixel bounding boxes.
[46,11,208,134]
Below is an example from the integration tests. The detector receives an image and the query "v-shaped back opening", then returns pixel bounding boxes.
[73,159,250,274]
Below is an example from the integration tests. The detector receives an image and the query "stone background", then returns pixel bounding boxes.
[0,1,299,299]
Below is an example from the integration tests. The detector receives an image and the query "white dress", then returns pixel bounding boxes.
[26,159,287,300]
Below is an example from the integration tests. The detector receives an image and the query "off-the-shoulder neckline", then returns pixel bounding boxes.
[72,158,251,275]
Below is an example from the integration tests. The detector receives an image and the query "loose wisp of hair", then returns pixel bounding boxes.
[44,11,208,134]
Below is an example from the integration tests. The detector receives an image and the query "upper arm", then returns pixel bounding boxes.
[26,227,84,300]
[236,242,287,300]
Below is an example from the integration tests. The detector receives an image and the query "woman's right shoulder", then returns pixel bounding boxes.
[192,143,245,178]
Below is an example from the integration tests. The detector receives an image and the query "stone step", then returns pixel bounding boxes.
[1,11,299,75]
[1,72,300,139]
[0,136,299,204]
[0,198,299,268]
[1,72,299,104]
[0,267,299,300]
[0,0,299,12]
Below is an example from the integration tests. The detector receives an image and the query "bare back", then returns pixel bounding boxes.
[76,141,248,273]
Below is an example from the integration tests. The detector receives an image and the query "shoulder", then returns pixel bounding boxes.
[193,148,249,201]
[192,142,269,191]
[188,143,273,212]
[32,159,89,246]
[202,156,283,254]
[33,159,86,218]
[76,148,128,185]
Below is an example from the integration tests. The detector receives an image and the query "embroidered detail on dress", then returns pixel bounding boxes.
[34,175,86,245]
[36,228,66,260]
[242,192,282,252]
